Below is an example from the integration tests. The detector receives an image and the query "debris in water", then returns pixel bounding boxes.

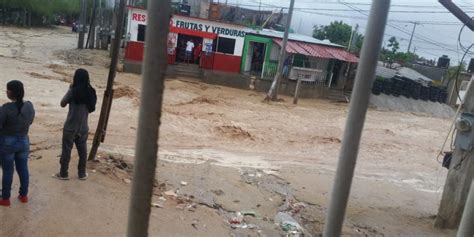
[241,210,257,217]
[192,220,198,229]
[123,178,131,184]
[181,181,188,186]
[229,212,244,224]
[151,202,163,208]
[164,190,178,197]
[275,212,304,234]
[158,197,167,201]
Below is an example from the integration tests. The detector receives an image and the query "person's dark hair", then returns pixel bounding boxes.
[7,80,25,115]
[71,69,97,113]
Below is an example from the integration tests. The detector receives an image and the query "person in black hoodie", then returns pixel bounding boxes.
[0,80,35,206]
[54,69,96,181]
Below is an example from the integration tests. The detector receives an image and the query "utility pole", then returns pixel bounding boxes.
[127,0,171,236]
[87,0,126,161]
[458,175,474,237]
[264,0,295,101]
[435,0,474,230]
[436,78,474,229]
[407,21,417,54]
[78,0,88,49]
[87,0,98,49]
[322,1,391,236]
[293,76,302,105]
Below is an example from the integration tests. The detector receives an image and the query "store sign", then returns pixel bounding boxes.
[173,20,246,38]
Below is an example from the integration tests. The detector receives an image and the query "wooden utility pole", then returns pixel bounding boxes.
[435,0,474,229]
[293,77,302,105]
[78,0,87,49]
[86,0,98,49]
[127,0,171,236]
[87,0,126,161]
[406,22,418,54]
[264,0,295,101]
[436,77,474,229]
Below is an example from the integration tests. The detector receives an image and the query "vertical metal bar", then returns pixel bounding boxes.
[322,1,391,236]
[457,178,474,237]
[126,1,171,236]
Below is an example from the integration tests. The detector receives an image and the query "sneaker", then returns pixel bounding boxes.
[18,195,28,203]
[79,173,88,181]
[0,199,10,206]
[52,173,69,180]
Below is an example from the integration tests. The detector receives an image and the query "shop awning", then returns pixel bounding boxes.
[170,26,218,39]
[273,39,358,63]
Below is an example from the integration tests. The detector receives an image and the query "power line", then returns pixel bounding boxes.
[225,3,474,13]
[226,3,465,25]
[340,2,461,55]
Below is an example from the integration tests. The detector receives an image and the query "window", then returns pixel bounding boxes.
[216,37,235,54]
[138,24,146,42]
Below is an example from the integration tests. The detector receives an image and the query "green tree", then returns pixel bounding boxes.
[313,21,364,53]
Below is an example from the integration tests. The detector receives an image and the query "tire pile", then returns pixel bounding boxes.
[371,76,448,104]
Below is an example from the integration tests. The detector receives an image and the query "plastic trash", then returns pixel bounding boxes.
[275,212,303,233]
[241,210,257,217]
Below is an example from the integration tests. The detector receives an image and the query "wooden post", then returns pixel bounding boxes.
[293,76,302,105]
[436,76,474,229]
[88,0,126,161]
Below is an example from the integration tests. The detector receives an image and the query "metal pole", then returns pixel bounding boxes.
[457,178,474,237]
[322,1,391,236]
[407,22,417,53]
[126,1,171,236]
[265,0,295,101]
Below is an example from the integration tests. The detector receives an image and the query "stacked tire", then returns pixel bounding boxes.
[401,78,412,98]
[420,86,430,101]
[438,88,448,103]
[391,77,403,97]
[382,79,392,95]
[429,86,440,102]
[372,80,383,95]
[411,82,422,100]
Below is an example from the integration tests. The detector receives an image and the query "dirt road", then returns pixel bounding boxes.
[0,26,455,236]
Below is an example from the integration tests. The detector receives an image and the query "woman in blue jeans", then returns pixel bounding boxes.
[0,80,35,207]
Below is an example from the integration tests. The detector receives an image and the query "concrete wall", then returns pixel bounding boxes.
[254,79,330,99]
[202,70,251,90]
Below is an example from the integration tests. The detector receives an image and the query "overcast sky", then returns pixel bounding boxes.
[224,0,474,65]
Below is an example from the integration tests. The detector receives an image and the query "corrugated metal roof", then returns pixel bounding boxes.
[273,39,358,63]
[397,67,433,82]
[248,28,343,48]
[376,66,398,79]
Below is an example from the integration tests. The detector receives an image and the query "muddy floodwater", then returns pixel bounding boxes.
[0,26,455,236]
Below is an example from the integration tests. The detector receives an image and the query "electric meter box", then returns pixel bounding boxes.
[454,112,474,151]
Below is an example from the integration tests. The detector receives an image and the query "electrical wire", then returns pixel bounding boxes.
[340,2,461,55]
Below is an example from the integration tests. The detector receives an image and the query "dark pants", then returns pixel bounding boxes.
[60,131,88,177]
[1,135,30,199]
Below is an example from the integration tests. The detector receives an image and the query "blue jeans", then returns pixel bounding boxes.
[1,135,30,199]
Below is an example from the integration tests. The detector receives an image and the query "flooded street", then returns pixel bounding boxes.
[0,26,455,236]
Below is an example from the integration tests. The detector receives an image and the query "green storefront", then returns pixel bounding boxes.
[240,34,275,76]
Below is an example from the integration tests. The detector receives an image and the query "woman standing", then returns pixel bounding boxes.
[0,80,35,206]
[54,69,96,181]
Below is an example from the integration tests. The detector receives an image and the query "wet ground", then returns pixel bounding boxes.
[0,26,456,236]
